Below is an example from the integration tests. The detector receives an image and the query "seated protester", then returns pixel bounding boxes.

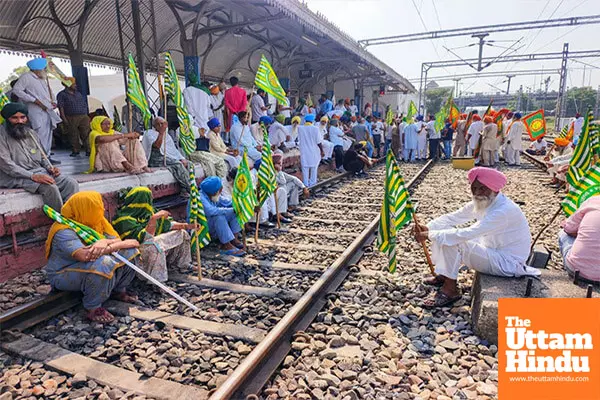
[0,103,79,211]
[87,115,148,174]
[285,116,301,149]
[328,119,345,172]
[142,117,192,195]
[545,138,575,185]
[414,167,540,308]
[113,187,193,282]
[317,116,334,164]
[45,191,140,323]
[250,159,276,228]
[186,122,228,181]
[526,137,548,155]
[269,114,291,151]
[273,153,309,213]
[230,111,262,163]
[206,117,241,169]
[343,142,372,176]
[558,196,600,284]
[199,176,246,256]
[544,137,571,161]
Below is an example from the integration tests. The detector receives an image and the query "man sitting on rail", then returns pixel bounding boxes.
[558,196,600,284]
[545,138,575,187]
[273,153,308,214]
[343,142,372,177]
[0,103,79,211]
[525,137,548,156]
[199,176,246,256]
[414,167,540,308]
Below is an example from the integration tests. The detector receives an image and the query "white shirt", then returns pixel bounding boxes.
[427,120,440,139]
[298,124,323,168]
[467,120,484,148]
[573,116,584,138]
[183,86,210,131]
[141,128,185,162]
[507,120,525,150]
[349,105,358,116]
[530,139,548,151]
[427,193,532,276]
[373,121,384,135]
[251,94,266,122]
[318,123,328,141]
[280,97,291,118]
[268,121,288,147]
[328,126,344,147]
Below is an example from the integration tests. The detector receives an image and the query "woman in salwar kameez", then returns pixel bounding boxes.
[86,116,149,174]
[45,192,141,323]
[112,187,193,282]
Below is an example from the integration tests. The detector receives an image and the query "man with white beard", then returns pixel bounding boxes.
[413,167,539,308]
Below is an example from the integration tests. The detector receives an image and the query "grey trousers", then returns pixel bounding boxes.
[36,175,79,211]
[286,181,301,206]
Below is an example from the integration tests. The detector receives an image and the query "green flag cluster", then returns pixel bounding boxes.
[0,92,9,124]
[377,150,414,273]
[567,109,594,187]
[126,53,152,129]
[257,124,277,206]
[43,205,104,245]
[562,163,600,217]
[255,54,287,104]
[164,52,196,156]
[113,105,123,132]
[233,150,258,227]
[188,163,211,251]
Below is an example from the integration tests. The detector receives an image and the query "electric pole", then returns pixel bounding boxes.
[506,74,516,94]
[472,33,490,71]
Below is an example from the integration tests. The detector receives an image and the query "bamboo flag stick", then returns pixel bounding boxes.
[412,213,435,276]
[127,102,135,162]
[274,188,281,228]
[254,186,261,244]
[195,227,202,281]
[161,75,168,167]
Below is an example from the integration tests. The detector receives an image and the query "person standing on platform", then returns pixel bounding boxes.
[453,114,467,157]
[0,103,79,211]
[251,88,269,123]
[505,112,524,166]
[403,118,419,162]
[183,75,211,133]
[319,94,333,116]
[427,114,440,160]
[415,115,427,160]
[298,114,323,187]
[466,113,483,157]
[209,82,226,140]
[224,76,247,131]
[57,77,90,157]
[480,116,498,167]
[12,57,62,163]
[440,120,454,160]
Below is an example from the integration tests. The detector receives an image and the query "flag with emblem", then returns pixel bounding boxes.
[0,92,10,124]
[562,163,600,216]
[164,52,196,156]
[254,54,286,104]
[523,109,546,140]
[188,163,211,251]
[257,124,277,206]
[377,150,414,273]
[233,150,258,227]
[567,109,594,186]
[407,100,418,122]
[127,53,152,129]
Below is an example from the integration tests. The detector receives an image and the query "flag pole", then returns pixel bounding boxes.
[412,213,435,275]
[274,188,281,228]
[254,187,261,244]
[161,74,168,167]
[195,228,202,281]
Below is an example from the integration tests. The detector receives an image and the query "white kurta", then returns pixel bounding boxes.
[317,124,334,159]
[467,120,483,149]
[506,121,524,151]
[403,123,418,150]
[427,193,539,279]
[141,128,185,162]
[209,92,224,125]
[573,117,584,139]
[12,71,62,154]
[285,125,299,148]
[183,86,211,131]
[298,124,322,168]
[416,121,427,158]
[268,122,288,148]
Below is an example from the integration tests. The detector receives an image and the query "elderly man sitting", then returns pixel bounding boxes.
[199,176,245,256]
[0,103,79,210]
[414,167,539,308]
[273,153,309,213]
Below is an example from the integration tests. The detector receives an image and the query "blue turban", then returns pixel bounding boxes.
[304,114,316,123]
[573,136,579,146]
[415,114,424,121]
[200,176,222,196]
[514,112,522,119]
[254,159,261,170]
[27,58,47,71]
[207,117,221,130]
[259,115,273,125]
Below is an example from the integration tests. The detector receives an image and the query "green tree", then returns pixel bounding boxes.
[1,65,28,93]
[425,87,452,115]
[565,87,597,117]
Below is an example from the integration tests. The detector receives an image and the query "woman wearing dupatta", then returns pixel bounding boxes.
[87,115,149,174]
[45,192,140,323]
[112,187,193,282]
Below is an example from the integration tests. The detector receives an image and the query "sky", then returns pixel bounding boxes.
[304,0,600,95]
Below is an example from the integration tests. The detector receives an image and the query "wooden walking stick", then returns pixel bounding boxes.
[412,213,436,276]
[195,226,202,281]
[273,187,281,228]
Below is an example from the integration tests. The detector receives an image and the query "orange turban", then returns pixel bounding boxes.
[483,115,494,124]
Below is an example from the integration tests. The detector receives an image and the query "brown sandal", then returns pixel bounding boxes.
[423,290,462,308]
[87,307,115,323]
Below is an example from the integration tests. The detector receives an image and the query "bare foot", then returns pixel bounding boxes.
[87,307,115,323]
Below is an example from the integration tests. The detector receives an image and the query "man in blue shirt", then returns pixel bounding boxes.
[199,176,245,256]
[319,94,333,115]
[56,77,90,157]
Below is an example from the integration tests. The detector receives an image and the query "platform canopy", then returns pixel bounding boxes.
[0,0,414,93]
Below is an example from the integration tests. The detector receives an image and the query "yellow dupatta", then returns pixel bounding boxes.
[86,116,115,173]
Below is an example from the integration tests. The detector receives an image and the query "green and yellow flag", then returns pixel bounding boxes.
[255,54,286,104]
[233,150,258,227]
[164,52,196,156]
[188,163,211,251]
[567,109,594,187]
[562,163,600,216]
[385,106,394,126]
[43,205,104,245]
[257,124,277,206]
[377,150,414,273]
[406,100,418,122]
[113,105,123,132]
[127,53,152,129]
[523,109,546,140]
[449,99,460,128]
[0,92,10,124]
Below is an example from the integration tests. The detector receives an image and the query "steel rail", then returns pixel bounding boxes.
[210,160,435,400]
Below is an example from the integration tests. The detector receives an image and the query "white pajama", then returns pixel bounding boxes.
[302,166,318,187]
[268,186,288,215]
[322,140,334,159]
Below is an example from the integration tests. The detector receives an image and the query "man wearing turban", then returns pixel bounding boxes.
[199,176,245,256]
[480,115,498,167]
[414,167,538,308]
[12,57,63,161]
[466,112,483,158]
[298,114,324,187]
[505,112,525,166]
[0,103,79,210]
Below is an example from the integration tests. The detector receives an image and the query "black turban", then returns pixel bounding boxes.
[1,102,28,120]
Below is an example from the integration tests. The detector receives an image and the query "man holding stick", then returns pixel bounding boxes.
[413,167,539,308]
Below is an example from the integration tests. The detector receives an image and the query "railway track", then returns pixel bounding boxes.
[0,160,433,400]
